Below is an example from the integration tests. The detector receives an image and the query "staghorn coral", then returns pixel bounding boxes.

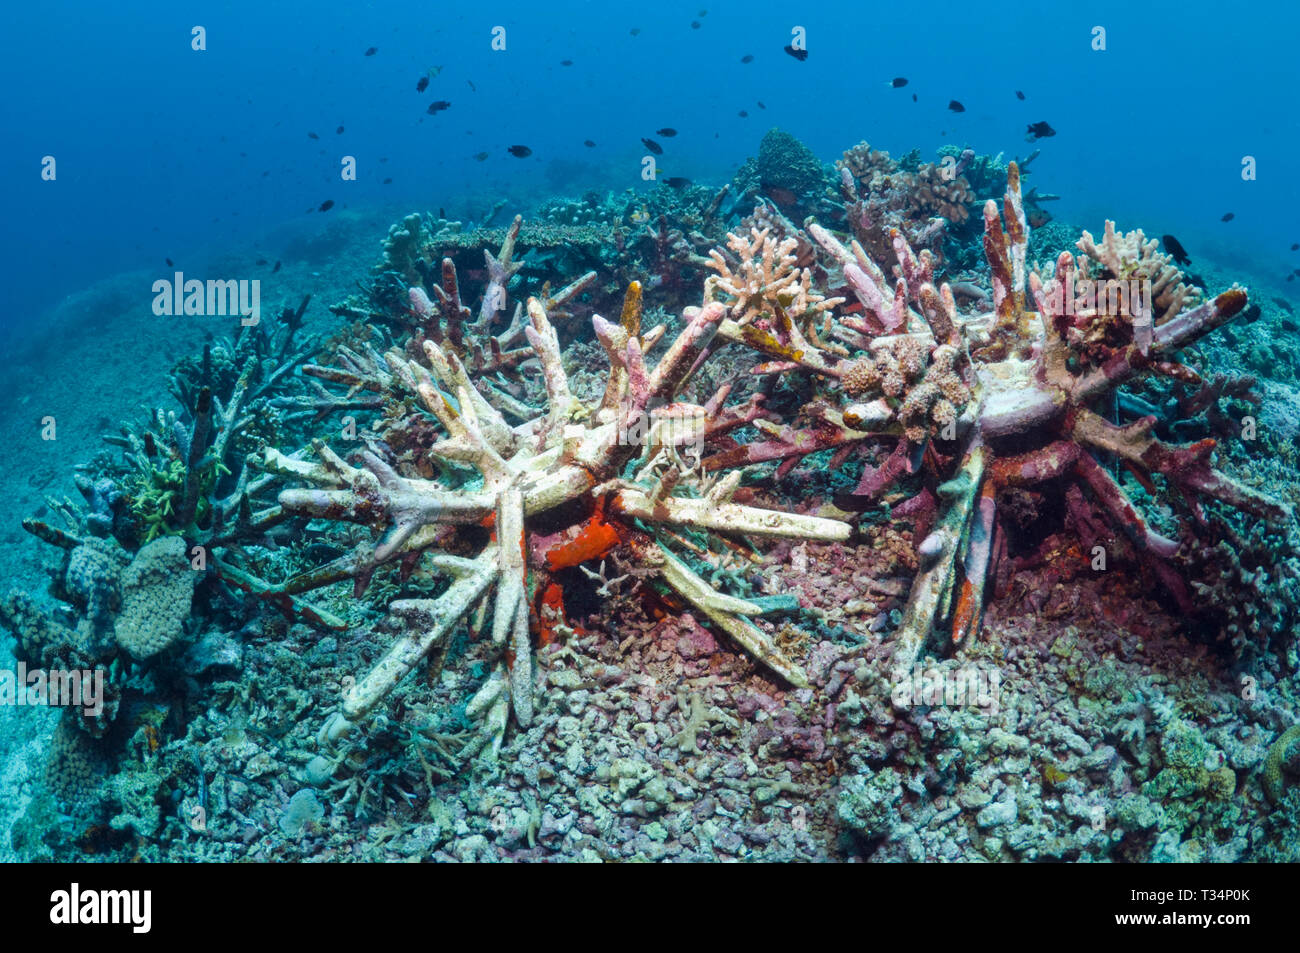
[264,163,1289,766]
[1075,221,1202,326]
[12,127,1300,865]
[706,226,844,328]
[255,280,851,757]
[702,163,1292,683]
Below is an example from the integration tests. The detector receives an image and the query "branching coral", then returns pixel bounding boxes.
[700,163,1291,679]
[706,226,844,328]
[20,302,342,643]
[257,280,850,756]
[1075,221,1202,325]
[273,163,1286,761]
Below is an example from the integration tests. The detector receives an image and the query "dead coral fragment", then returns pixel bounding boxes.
[266,278,849,757]
[717,162,1290,676]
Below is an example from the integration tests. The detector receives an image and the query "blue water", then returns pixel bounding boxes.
[1,0,1296,329]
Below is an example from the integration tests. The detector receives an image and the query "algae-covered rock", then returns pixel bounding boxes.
[279,789,325,836]
[837,768,902,842]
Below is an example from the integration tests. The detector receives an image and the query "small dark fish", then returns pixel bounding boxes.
[1276,297,1295,312]
[561,59,573,66]
[1221,212,1235,222]
[1161,235,1191,265]
[1292,243,1299,250]
[1289,275,1296,282]
[507,145,532,158]
[912,93,917,102]
[255,258,268,266]
[664,177,691,188]
[656,127,677,137]
[783,45,808,61]
[307,131,319,139]
[890,77,908,88]
[473,151,489,161]
[757,101,766,109]
[948,100,965,112]
[272,261,281,273]
[319,200,334,212]
[416,76,429,92]
[738,110,748,117]
[641,137,663,155]
[379,157,388,163]
[467,80,476,91]
[630,27,640,36]
[583,140,596,148]
[427,100,451,115]
[364,47,377,56]
[336,125,344,134]
[1016,90,1025,100]
[165,258,174,267]
[741,54,754,63]
[1026,121,1055,140]
[691,21,700,29]
[382,177,392,184]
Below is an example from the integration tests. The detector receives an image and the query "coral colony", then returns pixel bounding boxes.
[6,129,1300,861]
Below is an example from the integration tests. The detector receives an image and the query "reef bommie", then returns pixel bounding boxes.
[257,161,1290,759]
[5,135,1296,851]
